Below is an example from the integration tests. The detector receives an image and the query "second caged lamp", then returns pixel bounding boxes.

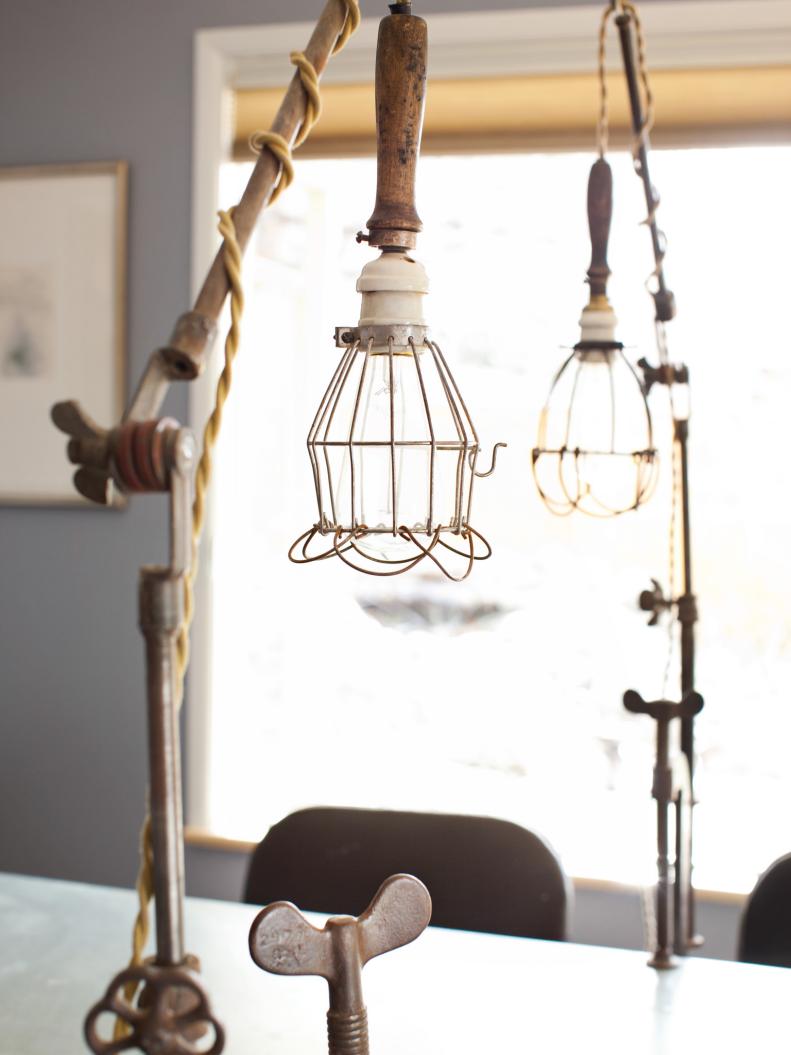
[290,3,504,581]
[531,155,657,517]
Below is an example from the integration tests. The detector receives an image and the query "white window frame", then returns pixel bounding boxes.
[186,0,791,834]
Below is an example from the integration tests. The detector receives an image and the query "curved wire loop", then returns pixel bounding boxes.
[469,442,507,479]
[289,523,492,582]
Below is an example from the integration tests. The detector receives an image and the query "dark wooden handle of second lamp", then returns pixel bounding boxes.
[365,11,427,249]
[587,157,613,301]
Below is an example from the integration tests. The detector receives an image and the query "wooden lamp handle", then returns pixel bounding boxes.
[586,157,613,303]
[365,7,427,250]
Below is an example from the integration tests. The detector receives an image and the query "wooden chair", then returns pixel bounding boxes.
[738,852,791,967]
[242,807,572,941]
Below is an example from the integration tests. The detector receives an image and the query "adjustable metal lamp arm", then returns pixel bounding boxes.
[52,0,360,505]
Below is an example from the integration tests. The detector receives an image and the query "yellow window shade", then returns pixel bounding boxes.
[233,66,791,159]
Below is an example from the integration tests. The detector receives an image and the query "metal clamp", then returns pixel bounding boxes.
[638,357,689,397]
[50,402,195,519]
[639,580,698,629]
[334,324,430,348]
[623,689,704,969]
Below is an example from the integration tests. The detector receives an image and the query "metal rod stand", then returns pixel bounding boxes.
[612,6,705,965]
[140,568,186,968]
[628,369,705,966]
[83,425,224,1055]
[624,690,703,967]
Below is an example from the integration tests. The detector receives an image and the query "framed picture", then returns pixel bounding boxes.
[0,161,127,505]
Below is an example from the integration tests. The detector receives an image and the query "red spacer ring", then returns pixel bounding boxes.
[149,418,180,489]
[114,422,145,493]
[132,420,162,491]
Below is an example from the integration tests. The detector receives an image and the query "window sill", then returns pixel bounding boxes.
[184,826,748,906]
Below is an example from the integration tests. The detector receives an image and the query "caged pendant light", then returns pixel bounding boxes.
[289,3,504,581]
[531,155,657,518]
[532,0,706,971]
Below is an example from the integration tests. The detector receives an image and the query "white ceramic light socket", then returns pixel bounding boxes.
[577,303,618,361]
[357,252,428,347]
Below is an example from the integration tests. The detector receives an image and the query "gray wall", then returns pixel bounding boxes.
[0,0,735,963]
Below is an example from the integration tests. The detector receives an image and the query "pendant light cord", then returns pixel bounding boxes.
[113,1,361,1040]
[597,0,654,160]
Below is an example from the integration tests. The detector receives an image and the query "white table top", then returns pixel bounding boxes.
[0,872,786,1055]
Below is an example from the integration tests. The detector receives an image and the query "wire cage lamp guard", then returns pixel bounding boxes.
[290,334,503,580]
[532,343,658,518]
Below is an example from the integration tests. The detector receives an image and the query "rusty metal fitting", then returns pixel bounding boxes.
[638,357,689,395]
[51,399,195,508]
[365,227,419,250]
[327,1010,369,1055]
[111,418,186,493]
[676,592,698,626]
[673,416,690,442]
[652,288,677,323]
[159,311,218,380]
[652,765,674,802]
[638,577,671,626]
[334,324,429,348]
[84,960,224,1055]
[623,690,704,724]
[139,569,184,636]
[249,875,431,1055]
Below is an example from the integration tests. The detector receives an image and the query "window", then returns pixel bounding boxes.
[201,143,791,894]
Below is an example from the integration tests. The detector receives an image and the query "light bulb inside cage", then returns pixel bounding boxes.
[532,342,657,517]
[532,156,658,518]
[290,253,504,580]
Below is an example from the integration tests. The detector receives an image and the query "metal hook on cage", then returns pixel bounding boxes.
[469,442,507,479]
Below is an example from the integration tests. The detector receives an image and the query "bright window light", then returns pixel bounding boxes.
[202,146,791,894]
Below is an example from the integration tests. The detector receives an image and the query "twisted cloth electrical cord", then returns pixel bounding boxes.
[113,206,244,1041]
[596,0,654,159]
[597,0,667,306]
[113,1,360,1038]
[598,1,681,698]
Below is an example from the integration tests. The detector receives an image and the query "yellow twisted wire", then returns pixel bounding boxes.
[176,205,244,693]
[113,0,360,1037]
[247,43,329,190]
[113,208,243,1039]
[290,52,322,147]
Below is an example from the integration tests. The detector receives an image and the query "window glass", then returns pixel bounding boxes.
[205,147,791,892]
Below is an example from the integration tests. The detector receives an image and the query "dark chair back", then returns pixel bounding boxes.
[243,807,571,941]
[738,852,791,967]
